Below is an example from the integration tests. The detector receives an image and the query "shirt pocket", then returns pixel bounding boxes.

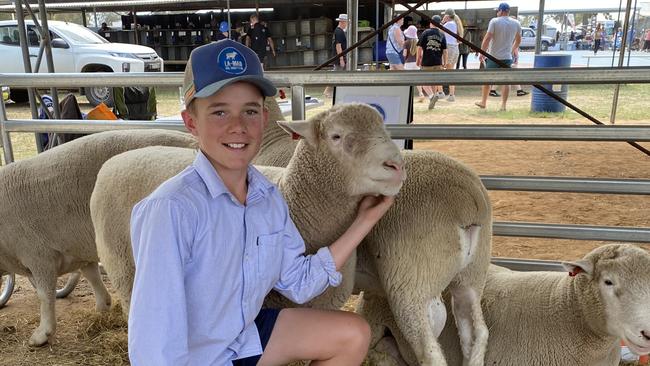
[257,232,283,282]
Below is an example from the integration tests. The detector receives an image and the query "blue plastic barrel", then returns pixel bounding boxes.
[531,54,571,113]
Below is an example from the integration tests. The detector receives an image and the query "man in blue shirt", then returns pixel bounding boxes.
[128,39,395,365]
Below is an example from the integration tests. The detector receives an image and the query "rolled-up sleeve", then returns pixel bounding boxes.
[273,212,342,304]
[128,198,194,366]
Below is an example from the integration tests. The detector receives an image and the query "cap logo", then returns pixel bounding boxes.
[218,47,247,75]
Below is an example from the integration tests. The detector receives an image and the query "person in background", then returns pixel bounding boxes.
[213,21,230,41]
[403,25,428,102]
[644,29,650,52]
[246,14,275,69]
[441,8,464,102]
[475,2,521,111]
[386,16,405,70]
[593,23,603,55]
[323,13,348,98]
[417,15,447,110]
[456,32,470,70]
[99,22,111,32]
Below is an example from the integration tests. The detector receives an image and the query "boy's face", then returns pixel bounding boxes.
[182,81,268,176]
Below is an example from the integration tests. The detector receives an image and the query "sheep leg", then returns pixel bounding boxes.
[28,270,57,346]
[387,293,449,366]
[450,285,487,366]
[358,292,411,366]
[80,262,111,312]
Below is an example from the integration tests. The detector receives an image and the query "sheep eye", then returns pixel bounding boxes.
[604,279,614,286]
[331,134,341,141]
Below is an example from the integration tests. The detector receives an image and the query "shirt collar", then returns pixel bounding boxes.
[192,150,275,201]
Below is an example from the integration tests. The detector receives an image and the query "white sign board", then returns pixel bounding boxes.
[333,85,413,149]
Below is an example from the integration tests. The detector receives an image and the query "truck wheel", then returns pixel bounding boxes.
[0,273,15,308]
[541,41,549,52]
[85,86,114,107]
[9,89,29,103]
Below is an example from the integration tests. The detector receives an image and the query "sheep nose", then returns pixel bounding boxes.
[383,160,403,172]
[642,330,650,341]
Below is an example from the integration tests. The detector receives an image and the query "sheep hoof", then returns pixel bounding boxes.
[96,296,111,312]
[28,328,50,347]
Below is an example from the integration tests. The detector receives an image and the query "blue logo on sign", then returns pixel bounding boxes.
[218,47,247,75]
[369,103,386,121]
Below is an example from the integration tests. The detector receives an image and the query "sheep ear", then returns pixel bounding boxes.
[562,259,594,277]
[276,120,318,146]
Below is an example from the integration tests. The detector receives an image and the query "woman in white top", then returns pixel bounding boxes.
[442,8,464,102]
[385,16,405,70]
[403,25,430,102]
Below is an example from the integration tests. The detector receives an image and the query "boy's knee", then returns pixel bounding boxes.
[342,313,371,350]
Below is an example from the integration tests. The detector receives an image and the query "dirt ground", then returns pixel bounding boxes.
[0,98,648,365]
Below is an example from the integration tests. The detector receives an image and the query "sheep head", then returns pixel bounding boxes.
[277,103,405,197]
[563,243,650,356]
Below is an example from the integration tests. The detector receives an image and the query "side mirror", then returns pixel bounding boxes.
[51,38,69,49]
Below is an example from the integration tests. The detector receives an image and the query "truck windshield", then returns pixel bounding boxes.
[55,23,109,45]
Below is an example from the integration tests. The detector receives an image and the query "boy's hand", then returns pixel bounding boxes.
[356,195,395,225]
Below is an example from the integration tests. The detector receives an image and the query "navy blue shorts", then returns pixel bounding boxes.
[232,308,281,366]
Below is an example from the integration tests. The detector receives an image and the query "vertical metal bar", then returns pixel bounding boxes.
[291,85,305,121]
[347,0,358,70]
[627,0,638,67]
[227,0,231,33]
[14,0,44,153]
[612,0,623,67]
[133,8,139,44]
[0,97,14,164]
[535,0,545,55]
[82,9,87,27]
[375,0,379,69]
[38,0,61,120]
[93,7,98,27]
[610,0,633,124]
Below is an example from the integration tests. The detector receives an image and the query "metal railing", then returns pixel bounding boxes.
[1,70,649,272]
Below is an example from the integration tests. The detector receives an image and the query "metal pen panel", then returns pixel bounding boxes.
[481,176,650,195]
[493,222,650,243]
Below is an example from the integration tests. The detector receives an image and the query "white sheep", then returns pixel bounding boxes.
[91,103,492,366]
[438,243,650,366]
[0,129,196,346]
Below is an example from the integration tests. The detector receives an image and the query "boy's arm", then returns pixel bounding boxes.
[128,198,193,366]
[328,195,394,269]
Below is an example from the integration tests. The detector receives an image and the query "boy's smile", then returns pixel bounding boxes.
[182,81,269,190]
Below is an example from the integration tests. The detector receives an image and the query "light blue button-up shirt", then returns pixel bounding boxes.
[128,150,342,366]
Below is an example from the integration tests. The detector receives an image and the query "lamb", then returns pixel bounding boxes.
[0,129,196,346]
[438,243,650,366]
[91,103,492,366]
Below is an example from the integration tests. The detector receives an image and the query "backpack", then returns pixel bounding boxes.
[112,86,157,120]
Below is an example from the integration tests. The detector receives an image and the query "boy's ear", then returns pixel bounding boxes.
[181,109,199,137]
[276,120,318,146]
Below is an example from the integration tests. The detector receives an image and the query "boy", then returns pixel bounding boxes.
[128,39,394,365]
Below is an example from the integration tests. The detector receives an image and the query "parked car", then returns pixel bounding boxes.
[519,27,555,51]
[0,20,163,106]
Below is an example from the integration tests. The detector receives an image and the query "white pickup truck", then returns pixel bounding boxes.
[519,27,555,52]
[0,20,163,106]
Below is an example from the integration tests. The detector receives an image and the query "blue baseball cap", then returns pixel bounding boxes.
[497,2,510,12]
[182,39,276,108]
[219,21,229,33]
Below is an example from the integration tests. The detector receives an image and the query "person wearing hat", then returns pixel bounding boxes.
[246,14,276,69]
[475,2,521,111]
[213,21,230,41]
[403,25,429,102]
[323,13,349,97]
[417,15,447,110]
[128,39,393,366]
[441,8,464,102]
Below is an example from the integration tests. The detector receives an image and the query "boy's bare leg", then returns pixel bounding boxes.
[258,308,371,366]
